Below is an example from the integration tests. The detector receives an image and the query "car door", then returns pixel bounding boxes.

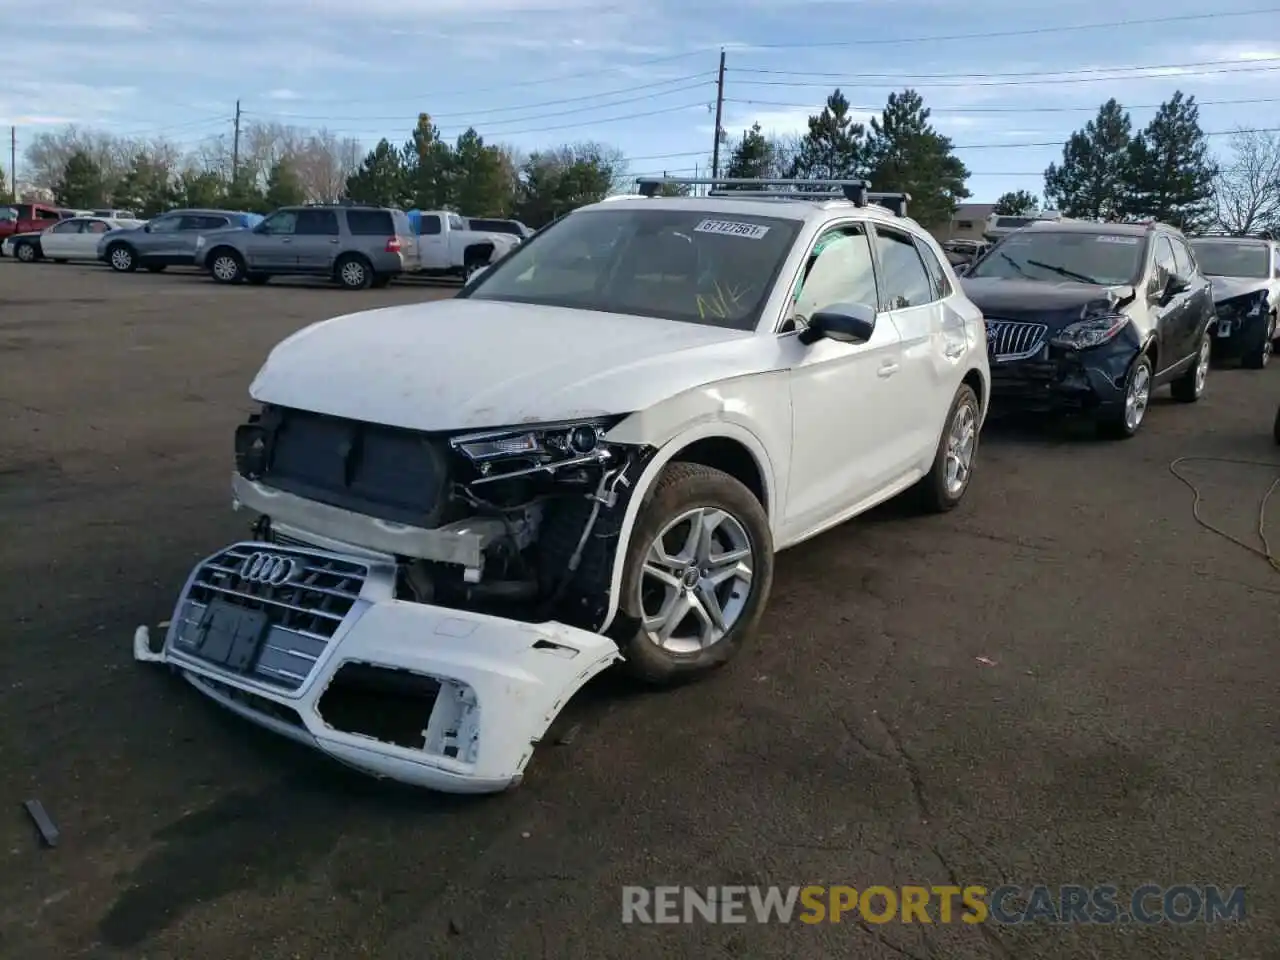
[142,214,184,259]
[175,214,219,260]
[292,209,341,272]
[781,221,906,537]
[243,210,299,270]
[1145,234,1189,375]
[41,218,84,257]
[417,214,445,268]
[75,218,113,258]
[1169,235,1210,355]
[873,223,955,469]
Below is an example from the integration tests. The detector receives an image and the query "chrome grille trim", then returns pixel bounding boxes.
[985,319,1049,362]
[168,543,369,692]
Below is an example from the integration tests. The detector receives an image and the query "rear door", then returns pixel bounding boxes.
[293,209,341,272]
[417,214,446,268]
[1146,235,1189,373]
[74,218,114,258]
[1170,235,1211,352]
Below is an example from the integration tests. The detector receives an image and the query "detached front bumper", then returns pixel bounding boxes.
[135,540,621,793]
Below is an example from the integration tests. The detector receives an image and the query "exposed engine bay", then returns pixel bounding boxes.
[233,404,653,633]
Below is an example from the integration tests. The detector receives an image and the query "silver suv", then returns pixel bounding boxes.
[99,209,258,273]
[194,205,418,290]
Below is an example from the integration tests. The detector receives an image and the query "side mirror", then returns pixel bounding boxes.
[798,302,876,346]
[1161,274,1187,303]
[142,223,152,232]
[465,264,491,284]
[955,263,971,277]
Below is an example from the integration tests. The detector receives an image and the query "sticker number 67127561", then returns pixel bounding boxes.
[694,219,771,240]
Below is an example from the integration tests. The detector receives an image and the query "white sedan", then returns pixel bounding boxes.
[19,216,145,263]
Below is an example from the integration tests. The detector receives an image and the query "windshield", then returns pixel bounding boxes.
[1189,241,1269,278]
[463,208,803,330]
[968,230,1146,286]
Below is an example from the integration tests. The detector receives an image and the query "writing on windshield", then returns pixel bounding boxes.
[968,231,1145,286]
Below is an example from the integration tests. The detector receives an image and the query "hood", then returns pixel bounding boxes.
[249,299,783,432]
[961,277,1136,328]
[1209,275,1270,303]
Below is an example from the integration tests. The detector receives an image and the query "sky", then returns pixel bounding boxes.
[4,0,1280,202]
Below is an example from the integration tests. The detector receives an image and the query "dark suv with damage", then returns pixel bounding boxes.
[961,220,1215,439]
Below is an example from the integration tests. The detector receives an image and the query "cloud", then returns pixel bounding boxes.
[0,81,136,128]
[267,89,302,101]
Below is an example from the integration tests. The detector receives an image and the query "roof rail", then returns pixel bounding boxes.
[635,177,910,217]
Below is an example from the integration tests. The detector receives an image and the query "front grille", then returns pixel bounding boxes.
[247,406,451,526]
[985,319,1049,362]
[170,544,367,691]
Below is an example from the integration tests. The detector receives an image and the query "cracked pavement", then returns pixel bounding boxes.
[1,263,1277,959]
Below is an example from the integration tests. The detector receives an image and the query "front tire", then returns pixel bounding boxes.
[615,463,773,685]
[1098,352,1153,440]
[107,243,137,272]
[916,383,980,512]
[1171,332,1210,402]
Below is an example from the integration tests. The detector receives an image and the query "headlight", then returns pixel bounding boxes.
[452,418,617,462]
[1050,314,1129,350]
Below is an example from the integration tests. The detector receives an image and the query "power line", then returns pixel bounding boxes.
[723,96,1280,115]
[738,7,1280,49]
[728,55,1280,82]
[244,79,716,128]
[948,126,1280,151]
[245,73,716,123]
[730,62,1280,89]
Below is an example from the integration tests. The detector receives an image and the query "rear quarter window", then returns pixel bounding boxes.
[346,210,395,235]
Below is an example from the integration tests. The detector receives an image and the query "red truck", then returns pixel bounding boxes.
[0,203,64,255]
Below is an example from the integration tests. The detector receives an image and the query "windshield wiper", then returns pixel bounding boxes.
[996,251,1028,277]
[1025,258,1103,285]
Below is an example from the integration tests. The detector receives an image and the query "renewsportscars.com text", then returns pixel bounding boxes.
[621,884,1247,925]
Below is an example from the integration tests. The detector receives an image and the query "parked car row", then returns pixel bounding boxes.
[2,202,526,290]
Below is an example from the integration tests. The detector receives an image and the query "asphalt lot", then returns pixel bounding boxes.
[1,260,1278,959]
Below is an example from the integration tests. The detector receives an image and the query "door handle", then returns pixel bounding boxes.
[329,239,339,244]
[281,238,292,244]
[877,362,901,378]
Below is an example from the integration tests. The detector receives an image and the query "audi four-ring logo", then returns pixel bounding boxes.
[238,552,301,586]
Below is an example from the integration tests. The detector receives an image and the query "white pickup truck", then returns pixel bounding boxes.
[412,210,523,280]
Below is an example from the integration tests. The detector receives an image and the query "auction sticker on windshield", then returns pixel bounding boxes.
[1096,236,1140,244]
[695,219,771,240]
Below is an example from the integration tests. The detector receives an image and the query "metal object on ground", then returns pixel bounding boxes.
[23,799,59,847]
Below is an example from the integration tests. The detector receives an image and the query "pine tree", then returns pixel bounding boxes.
[345,139,409,208]
[53,150,106,208]
[112,154,174,217]
[789,89,865,186]
[1043,99,1132,220]
[723,122,777,188]
[993,190,1039,215]
[863,89,970,228]
[1120,91,1217,230]
[264,158,306,209]
[452,128,512,215]
[403,114,453,210]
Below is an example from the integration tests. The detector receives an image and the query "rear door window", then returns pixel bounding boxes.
[346,210,395,235]
[296,209,340,236]
[419,215,442,236]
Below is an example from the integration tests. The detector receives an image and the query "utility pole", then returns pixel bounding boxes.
[710,50,726,180]
[9,127,15,202]
[231,100,242,182]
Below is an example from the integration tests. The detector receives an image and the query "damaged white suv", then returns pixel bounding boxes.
[135,178,990,793]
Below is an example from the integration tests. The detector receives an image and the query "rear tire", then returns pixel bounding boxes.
[335,254,373,290]
[1242,312,1276,369]
[15,241,39,263]
[916,383,980,512]
[107,243,137,272]
[614,463,773,686]
[208,248,245,284]
[1171,332,1210,402]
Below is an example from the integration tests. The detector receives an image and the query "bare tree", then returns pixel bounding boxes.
[1212,127,1280,236]
[24,126,132,190]
[289,129,363,202]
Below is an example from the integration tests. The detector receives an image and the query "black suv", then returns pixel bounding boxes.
[961,220,1215,439]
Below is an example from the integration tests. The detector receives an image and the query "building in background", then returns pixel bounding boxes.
[932,203,995,243]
